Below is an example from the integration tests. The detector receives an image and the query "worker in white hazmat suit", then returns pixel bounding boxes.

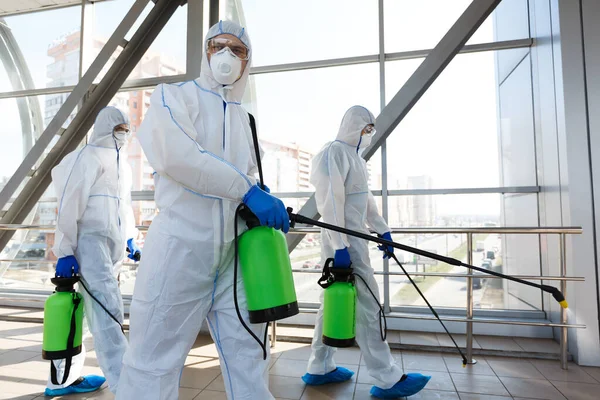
[47,106,140,397]
[117,20,288,400]
[302,106,431,399]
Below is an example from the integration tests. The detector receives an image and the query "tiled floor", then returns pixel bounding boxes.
[1,320,600,399]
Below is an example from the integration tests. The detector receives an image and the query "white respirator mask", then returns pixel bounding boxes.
[113,129,131,147]
[358,134,372,149]
[210,48,243,85]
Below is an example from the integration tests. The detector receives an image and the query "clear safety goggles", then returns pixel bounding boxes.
[207,37,250,60]
[362,124,376,137]
[113,125,130,134]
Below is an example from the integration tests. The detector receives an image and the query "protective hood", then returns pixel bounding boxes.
[335,105,376,148]
[89,107,130,148]
[199,20,252,103]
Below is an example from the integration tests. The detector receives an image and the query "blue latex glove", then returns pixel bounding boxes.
[243,184,290,233]
[334,247,351,268]
[127,238,141,262]
[55,255,79,277]
[377,232,394,259]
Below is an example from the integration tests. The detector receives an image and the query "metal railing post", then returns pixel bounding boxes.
[271,321,277,348]
[466,233,476,364]
[560,233,568,370]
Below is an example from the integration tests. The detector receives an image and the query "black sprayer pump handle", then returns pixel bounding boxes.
[287,207,568,308]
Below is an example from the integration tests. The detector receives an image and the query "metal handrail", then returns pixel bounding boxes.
[290,269,585,281]
[1,258,584,282]
[0,224,151,231]
[289,227,584,234]
[0,258,584,283]
[0,224,584,369]
[294,308,586,329]
[0,224,584,234]
[0,259,138,267]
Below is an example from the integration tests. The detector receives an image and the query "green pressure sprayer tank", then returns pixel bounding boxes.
[238,220,299,323]
[320,259,357,348]
[42,276,84,385]
[43,277,84,359]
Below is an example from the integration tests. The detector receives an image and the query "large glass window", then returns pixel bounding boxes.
[234,0,378,67]
[388,193,541,311]
[384,50,532,191]
[0,94,70,187]
[384,0,529,54]
[87,0,188,81]
[0,0,547,324]
[498,54,536,187]
[251,64,380,152]
[250,63,379,194]
[0,6,82,91]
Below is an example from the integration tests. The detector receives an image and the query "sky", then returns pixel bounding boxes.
[0,0,532,217]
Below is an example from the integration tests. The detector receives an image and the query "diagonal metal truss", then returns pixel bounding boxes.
[0,0,195,252]
[287,0,503,252]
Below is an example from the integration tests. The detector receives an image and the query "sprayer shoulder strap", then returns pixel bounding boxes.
[249,113,257,139]
[248,113,261,175]
[248,113,259,160]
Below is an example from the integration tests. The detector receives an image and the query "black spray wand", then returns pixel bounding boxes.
[287,209,568,309]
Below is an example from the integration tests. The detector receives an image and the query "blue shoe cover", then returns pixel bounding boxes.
[44,375,106,397]
[370,373,431,398]
[301,366,355,386]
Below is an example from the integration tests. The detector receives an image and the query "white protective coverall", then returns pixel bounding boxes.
[307,106,404,389]
[117,21,273,400]
[50,106,136,392]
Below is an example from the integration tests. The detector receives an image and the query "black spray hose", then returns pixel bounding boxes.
[387,252,468,366]
[353,273,387,341]
[78,279,125,334]
[234,204,269,360]
[287,209,568,309]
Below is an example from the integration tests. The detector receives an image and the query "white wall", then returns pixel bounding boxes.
[541,0,600,366]
[495,0,600,366]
